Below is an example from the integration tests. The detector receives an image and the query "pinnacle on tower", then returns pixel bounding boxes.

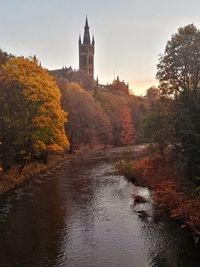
[85,16,89,28]
[83,16,91,44]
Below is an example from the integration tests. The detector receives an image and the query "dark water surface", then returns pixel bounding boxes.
[0,146,200,267]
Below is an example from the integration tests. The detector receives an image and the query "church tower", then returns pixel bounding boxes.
[79,17,95,79]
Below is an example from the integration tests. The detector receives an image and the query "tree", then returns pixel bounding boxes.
[128,94,148,143]
[157,24,200,179]
[0,57,68,170]
[0,79,31,170]
[94,91,123,145]
[157,24,200,96]
[58,81,112,151]
[118,106,135,145]
[145,86,160,104]
[94,90,135,145]
[0,49,12,68]
[140,97,175,159]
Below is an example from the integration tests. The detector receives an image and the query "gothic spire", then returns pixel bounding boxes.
[85,16,89,28]
[83,16,91,44]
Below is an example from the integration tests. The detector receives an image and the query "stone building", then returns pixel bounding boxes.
[50,17,130,94]
[108,76,129,95]
[79,17,95,79]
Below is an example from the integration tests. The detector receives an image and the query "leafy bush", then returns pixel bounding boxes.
[114,159,135,180]
[153,180,183,210]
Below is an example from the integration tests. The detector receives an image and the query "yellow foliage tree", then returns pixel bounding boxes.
[2,57,69,160]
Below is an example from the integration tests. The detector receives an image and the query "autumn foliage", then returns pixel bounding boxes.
[0,48,142,182]
[156,24,200,180]
[58,81,112,151]
[94,90,135,146]
[119,106,135,145]
[56,79,137,150]
[0,51,139,174]
[132,152,200,234]
[0,56,68,170]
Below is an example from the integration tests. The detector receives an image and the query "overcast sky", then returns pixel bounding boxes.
[1,0,200,95]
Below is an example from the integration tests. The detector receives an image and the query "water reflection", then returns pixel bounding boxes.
[0,146,199,267]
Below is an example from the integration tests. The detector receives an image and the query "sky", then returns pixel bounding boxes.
[1,0,200,95]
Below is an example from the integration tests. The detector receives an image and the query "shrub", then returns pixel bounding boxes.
[153,180,183,210]
[114,159,135,180]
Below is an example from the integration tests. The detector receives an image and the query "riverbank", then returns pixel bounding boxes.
[115,148,200,242]
[1,145,200,267]
[0,144,109,196]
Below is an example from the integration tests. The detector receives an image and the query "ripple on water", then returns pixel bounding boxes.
[0,146,200,267]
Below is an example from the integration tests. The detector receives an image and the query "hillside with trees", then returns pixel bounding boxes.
[0,49,147,194]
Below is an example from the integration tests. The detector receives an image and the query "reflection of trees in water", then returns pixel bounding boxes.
[0,175,70,267]
[64,157,97,211]
[59,158,99,257]
[138,214,200,267]
[2,146,200,267]
[0,156,99,267]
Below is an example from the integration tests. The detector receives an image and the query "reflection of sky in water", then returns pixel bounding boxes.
[0,146,200,267]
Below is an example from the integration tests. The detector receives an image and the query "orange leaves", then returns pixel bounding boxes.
[94,90,135,146]
[59,81,112,151]
[153,180,200,231]
[155,183,200,231]
[33,115,52,128]
[153,180,183,210]
[2,57,69,156]
[119,106,135,145]
[170,199,200,230]
[46,144,64,153]
[133,151,200,233]
[34,140,47,152]
[132,153,163,187]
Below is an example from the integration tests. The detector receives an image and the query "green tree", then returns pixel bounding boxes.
[140,98,175,159]
[157,24,200,179]
[145,86,160,104]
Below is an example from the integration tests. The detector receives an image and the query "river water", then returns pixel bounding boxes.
[0,146,200,267]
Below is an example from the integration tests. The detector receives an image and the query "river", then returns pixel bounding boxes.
[0,146,200,267]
